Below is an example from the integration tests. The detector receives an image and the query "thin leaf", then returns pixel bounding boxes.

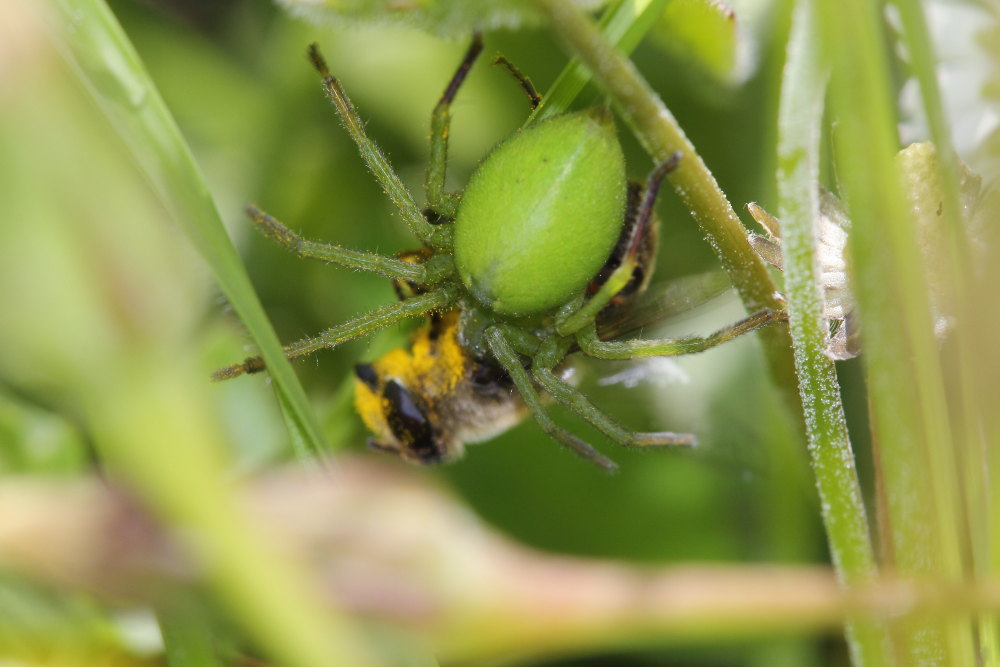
[52,0,329,462]
[890,4,998,662]
[818,0,975,662]
[776,2,891,664]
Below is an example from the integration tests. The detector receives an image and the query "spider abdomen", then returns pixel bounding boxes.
[453,107,627,317]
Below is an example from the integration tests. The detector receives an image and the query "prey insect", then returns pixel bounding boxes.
[215,36,785,471]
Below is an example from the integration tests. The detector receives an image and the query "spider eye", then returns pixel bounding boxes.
[383,380,443,465]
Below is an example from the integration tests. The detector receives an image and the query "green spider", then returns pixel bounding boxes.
[216,36,784,471]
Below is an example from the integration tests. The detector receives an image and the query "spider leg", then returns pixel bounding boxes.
[484,327,618,471]
[492,55,541,110]
[576,309,787,360]
[214,289,456,381]
[557,152,682,335]
[245,205,429,283]
[307,44,434,244]
[426,35,483,220]
[531,366,696,448]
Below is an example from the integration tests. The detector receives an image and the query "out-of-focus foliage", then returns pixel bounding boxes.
[0,576,141,667]
[0,0,997,664]
[651,0,738,83]
[0,390,88,475]
[896,0,1000,179]
[278,0,608,37]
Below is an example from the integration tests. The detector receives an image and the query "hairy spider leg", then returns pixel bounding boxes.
[426,35,484,221]
[484,327,618,471]
[243,204,428,283]
[498,325,696,459]
[213,289,456,381]
[492,55,541,110]
[532,368,696,448]
[576,308,787,360]
[307,44,435,244]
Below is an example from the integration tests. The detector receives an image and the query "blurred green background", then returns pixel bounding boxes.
[1,0,997,664]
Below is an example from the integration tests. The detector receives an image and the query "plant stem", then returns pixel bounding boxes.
[536,0,799,401]
[776,2,891,664]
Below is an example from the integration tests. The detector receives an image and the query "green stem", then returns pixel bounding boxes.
[536,0,799,400]
[51,0,327,462]
[776,2,890,664]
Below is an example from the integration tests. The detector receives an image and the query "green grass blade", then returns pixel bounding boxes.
[52,0,328,462]
[892,3,997,662]
[776,2,891,664]
[818,0,975,662]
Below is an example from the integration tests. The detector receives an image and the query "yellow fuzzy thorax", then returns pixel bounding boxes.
[354,311,468,436]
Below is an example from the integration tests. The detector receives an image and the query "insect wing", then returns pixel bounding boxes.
[596,270,734,341]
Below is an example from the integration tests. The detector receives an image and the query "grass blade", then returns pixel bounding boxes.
[776,2,891,663]
[818,0,975,662]
[52,0,328,462]
[890,3,998,662]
